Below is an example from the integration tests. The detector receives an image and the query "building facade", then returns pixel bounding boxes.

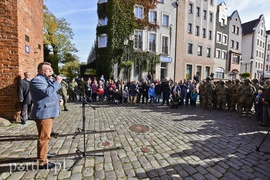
[132,0,177,81]
[214,2,229,79]
[174,0,216,81]
[241,15,266,80]
[0,0,43,120]
[226,10,242,79]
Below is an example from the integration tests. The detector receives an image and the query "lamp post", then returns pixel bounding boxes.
[124,38,130,81]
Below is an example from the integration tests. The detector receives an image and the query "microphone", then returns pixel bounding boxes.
[52,73,57,78]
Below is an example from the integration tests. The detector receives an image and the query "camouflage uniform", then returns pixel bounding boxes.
[230,79,240,111]
[238,79,255,116]
[215,80,227,110]
[201,77,215,110]
[198,80,206,107]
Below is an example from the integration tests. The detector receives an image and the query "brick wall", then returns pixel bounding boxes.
[0,0,43,121]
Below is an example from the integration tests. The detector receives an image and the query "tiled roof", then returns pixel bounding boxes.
[242,14,263,35]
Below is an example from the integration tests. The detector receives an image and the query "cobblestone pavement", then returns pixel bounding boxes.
[0,102,270,180]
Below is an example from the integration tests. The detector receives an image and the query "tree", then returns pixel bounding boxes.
[43,5,78,74]
[60,60,80,79]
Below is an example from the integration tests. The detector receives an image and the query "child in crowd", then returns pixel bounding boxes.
[148,83,156,105]
[122,86,129,104]
[97,85,105,103]
[190,88,199,107]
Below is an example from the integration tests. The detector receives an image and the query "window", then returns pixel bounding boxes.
[197,45,202,56]
[216,49,221,58]
[231,40,234,48]
[186,65,192,80]
[202,28,206,38]
[196,7,200,17]
[25,35,29,42]
[233,55,239,63]
[217,33,221,43]
[188,43,193,54]
[236,27,239,34]
[210,0,213,5]
[98,0,107,4]
[223,35,227,45]
[195,26,199,36]
[209,13,213,22]
[134,30,143,49]
[162,14,169,27]
[236,42,239,50]
[205,66,210,78]
[203,10,207,19]
[134,5,144,19]
[162,36,169,54]
[99,18,108,26]
[98,35,108,48]
[188,3,193,14]
[232,25,235,33]
[206,48,211,58]
[149,11,157,24]
[222,51,227,60]
[209,30,212,40]
[221,18,225,26]
[188,23,192,34]
[149,33,156,52]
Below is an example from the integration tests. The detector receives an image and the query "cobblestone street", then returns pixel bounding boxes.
[0,102,270,179]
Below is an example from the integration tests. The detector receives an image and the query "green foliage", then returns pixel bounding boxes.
[96,0,159,79]
[43,5,78,73]
[60,61,80,79]
[240,72,251,79]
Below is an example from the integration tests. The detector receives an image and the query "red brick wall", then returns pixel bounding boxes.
[0,0,43,121]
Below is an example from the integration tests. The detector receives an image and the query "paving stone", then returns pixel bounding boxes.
[1,103,270,179]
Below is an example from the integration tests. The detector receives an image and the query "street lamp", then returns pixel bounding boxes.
[124,38,130,80]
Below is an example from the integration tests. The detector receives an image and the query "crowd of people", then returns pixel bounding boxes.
[62,75,270,128]
[17,64,270,169]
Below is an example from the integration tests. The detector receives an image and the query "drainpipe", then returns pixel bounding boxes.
[173,0,179,82]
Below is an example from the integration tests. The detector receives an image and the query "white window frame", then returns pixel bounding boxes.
[162,13,170,27]
[222,50,227,60]
[197,45,202,56]
[98,34,108,48]
[149,33,156,52]
[134,5,144,19]
[188,43,193,54]
[223,34,227,45]
[216,49,221,58]
[217,32,222,43]
[206,48,211,58]
[161,35,169,54]
[134,30,143,50]
[149,11,157,24]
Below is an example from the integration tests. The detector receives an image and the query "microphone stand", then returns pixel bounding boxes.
[255,129,270,152]
[60,79,119,171]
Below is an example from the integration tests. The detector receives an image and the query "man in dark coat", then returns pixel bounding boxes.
[18,72,32,124]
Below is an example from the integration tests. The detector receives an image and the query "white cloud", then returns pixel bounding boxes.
[54,7,96,16]
[222,0,270,29]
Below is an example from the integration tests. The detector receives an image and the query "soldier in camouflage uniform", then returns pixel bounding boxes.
[238,79,255,116]
[226,80,232,109]
[198,80,206,108]
[215,80,228,110]
[230,79,240,111]
[201,77,215,110]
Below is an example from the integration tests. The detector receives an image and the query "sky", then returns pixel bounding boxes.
[44,0,270,63]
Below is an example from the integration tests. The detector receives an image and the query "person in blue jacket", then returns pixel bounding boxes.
[30,62,63,169]
[191,88,199,107]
